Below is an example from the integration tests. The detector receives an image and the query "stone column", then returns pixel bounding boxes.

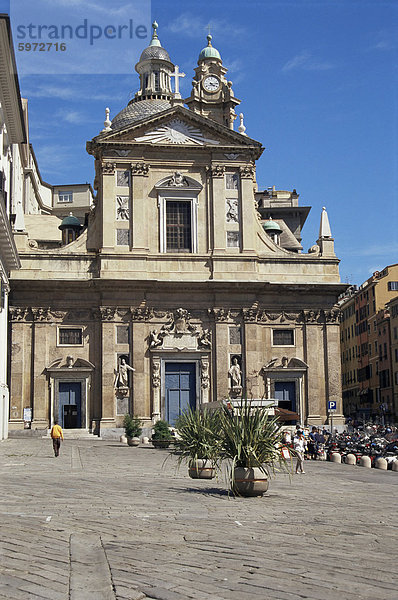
[243,319,261,398]
[304,315,324,424]
[239,166,256,253]
[200,355,210,404]
[208,165,226,253]
[131,162,149,252]
[151,355,161,422]
[8,310,32,429]
[100,309,117,428]
[31,318,50,428]
[131,319,149,418]
[101,162,116,251]
[325,318,345,425]
[214,320,229,402]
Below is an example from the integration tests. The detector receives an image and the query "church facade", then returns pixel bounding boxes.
[9,24,346,436]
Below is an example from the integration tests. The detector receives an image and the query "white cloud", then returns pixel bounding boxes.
[21,82,125,103]
[166,13,246,40]
[343,242,398,258]
[282,50,334,72]
[40,0,143,18]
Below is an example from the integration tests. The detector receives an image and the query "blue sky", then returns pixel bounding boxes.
[3,0,398,285]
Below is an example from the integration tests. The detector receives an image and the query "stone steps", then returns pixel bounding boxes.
[42,429,101,440]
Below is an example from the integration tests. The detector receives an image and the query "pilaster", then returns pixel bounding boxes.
[304,318,323,424]
[240,166,256,253]
[131,162,149,252]
[209,165,226,253]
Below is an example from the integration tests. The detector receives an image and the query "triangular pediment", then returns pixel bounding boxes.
[93,106,263,152]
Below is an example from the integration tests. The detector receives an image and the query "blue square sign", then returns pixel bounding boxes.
[328,401,337,412]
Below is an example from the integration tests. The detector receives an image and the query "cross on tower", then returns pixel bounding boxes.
[171,65,186,99]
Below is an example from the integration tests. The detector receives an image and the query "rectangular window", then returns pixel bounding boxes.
[388,281,398,291]
[395,348,398,362]
[58,328,83,346]
[58,191,73,203]
[272,329,294,346]
[154,71,160,91]
[117,170,130,187]
[166,201,191,252]
[225,173,239,190]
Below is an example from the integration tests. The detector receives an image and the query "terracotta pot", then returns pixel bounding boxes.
[188,459,216,479]
[151,439,171,449]
[127,437,140,447]
[232,466,269,497]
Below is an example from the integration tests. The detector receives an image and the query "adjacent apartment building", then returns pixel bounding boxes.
[340,265,398,423]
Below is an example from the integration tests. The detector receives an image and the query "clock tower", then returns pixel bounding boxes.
[185,34,240,129]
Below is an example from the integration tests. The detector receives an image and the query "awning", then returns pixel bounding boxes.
[275,408,299,421]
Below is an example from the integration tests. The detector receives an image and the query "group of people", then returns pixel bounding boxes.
[282,425,330,474]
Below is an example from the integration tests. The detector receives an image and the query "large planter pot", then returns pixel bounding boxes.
[188,459,216,479]
[232,466,269,497]
[127,437,140,447]
[152,439,171,449]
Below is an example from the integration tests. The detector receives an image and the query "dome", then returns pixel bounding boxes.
[139,45,171,63]
[59,213,81,230]
[198,34,221,62]
[110,98,172,130]
[262,218,282,234]
[138,21,171,64]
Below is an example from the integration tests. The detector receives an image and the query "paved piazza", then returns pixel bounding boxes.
[0,438,397,600]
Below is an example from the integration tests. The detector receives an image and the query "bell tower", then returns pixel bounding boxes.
[185,35,240,129]
[134,21,174,101]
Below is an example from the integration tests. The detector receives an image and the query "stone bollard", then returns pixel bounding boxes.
[345,453,356,465]
[392,460,398,472]
[375,457,387,470]
[331,452,341,463]
[359,455,371,468]
[142,436,149,445]
[120,434,127,444]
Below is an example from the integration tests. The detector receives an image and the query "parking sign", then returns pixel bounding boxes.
[328,401,337,412]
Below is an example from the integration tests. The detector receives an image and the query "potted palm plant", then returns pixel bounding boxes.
[173,407,222,479]
[219,399,292,496]
[123,414,142,447]
[151,419,173,448]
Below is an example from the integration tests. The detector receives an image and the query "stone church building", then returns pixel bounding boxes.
[9,24,346,436]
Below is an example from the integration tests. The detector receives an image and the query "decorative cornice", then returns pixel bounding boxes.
[208,308,231,322]
[99,307,118,321]
[9,306,30,322]
[130,162,149,176]
[130,307,154,322]
[239,165,255,179]
[207,164,225,178]
[102,161,116,174]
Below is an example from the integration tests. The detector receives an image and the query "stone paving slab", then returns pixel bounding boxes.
[0,438,397,599]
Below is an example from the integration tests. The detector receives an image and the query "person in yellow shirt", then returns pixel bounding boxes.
[50,419,64,457]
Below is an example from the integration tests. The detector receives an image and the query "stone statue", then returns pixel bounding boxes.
[115,357,135,388]
[229,357,242,388]
[199,328,212,348]
[169,171,188,187]
[149,329,163,348]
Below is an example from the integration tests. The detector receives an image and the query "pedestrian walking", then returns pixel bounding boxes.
[308,426,318,460]
[294,430,306,474]
[51,419,64,457]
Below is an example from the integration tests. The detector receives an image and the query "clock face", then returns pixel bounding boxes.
[203,75,220,92]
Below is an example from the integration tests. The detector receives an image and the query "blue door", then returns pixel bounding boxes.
[59,382,82,428]
[274,381,296,413]
[165,363,196,425]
